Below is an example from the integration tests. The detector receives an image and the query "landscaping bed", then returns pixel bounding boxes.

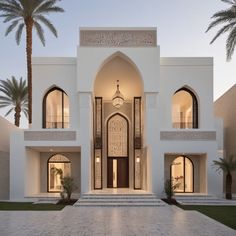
[0,202,65,211]
[178,205,236,230]
[57,199,77,205]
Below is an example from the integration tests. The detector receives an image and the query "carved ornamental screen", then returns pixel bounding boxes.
[134,97,142,189]
[94,97,102,189]
[108,114,128,157]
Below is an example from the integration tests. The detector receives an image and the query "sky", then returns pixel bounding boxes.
[0,0,235,128]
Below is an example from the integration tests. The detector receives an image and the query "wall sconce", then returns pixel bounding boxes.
[96,157,100,163]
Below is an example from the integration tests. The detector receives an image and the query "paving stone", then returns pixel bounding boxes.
[0,206,235,235]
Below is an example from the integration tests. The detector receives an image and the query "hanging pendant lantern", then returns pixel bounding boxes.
[112,80,124,108]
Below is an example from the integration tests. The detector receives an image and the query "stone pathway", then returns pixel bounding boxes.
[0,205,235,236]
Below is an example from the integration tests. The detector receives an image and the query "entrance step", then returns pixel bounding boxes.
[74,194,166,207]
[175,194,236,205]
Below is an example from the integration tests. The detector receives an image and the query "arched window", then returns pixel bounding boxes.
[171,156,194,193]
[43,88,69,128]
[172,88,198,129]
[48,154,71,192]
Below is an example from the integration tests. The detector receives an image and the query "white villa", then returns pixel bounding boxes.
[4,28,224,200]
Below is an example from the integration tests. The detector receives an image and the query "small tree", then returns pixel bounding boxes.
[213,156,236,199]
[164,179,179,202]
[61,176,77,202]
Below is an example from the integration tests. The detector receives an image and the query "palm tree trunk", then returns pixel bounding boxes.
[14,105,21,127]
[25,17,33,126]
[225,172,232,200]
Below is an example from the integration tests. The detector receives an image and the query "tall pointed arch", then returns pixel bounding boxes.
[172,87,198,129]
[43,87,69,128]
[94,52,143,100]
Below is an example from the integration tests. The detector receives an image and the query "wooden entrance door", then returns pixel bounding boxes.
[107,158,129,188]
[107,114,129,188]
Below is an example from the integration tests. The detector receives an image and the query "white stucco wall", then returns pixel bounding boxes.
[32,57,78,130]
[0,116,19,152]
[25,148,40,196]
[0,117,19,199]
[159,57,214,130]
[10,130,25,200]
[9,28,223,199]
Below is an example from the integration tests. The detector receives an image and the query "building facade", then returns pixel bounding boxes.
[9,28,223,200]
[0,117,19,199]
[214,85,236,194]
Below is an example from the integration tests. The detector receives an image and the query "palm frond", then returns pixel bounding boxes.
[15,22,24,44]
[5,19,19,35]
[35,0,64,14]
[33,21,45,46]
[226,27,236,60]
[207,2,236,61]
[221,0,236,5]
[206,16,235,32]
[34,15,57,37]
[210,22,235,44]
[4,107,14,117]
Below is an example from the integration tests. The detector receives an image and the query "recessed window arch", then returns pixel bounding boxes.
[107,113,129,157]
[171,156,194,193]
[172,87,198,129]
[48,154,71,192]
[43,87,69,128]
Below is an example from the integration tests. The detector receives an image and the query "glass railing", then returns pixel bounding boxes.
[172,122,193,129]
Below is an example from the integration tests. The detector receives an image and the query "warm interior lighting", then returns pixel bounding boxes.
[136,157,140,163]
[112,80,124,108]
[96,157,100,163]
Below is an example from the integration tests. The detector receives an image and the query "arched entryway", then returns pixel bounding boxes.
[171,156,194,193]
[47,154,71,192]
[107,113,129,188]
[93,52,144,190]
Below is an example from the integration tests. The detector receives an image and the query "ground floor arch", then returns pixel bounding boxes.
[48,154,71,192]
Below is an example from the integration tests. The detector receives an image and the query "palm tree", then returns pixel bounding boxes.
[213,156,236,199]
[206,0,236,61]
[0,76,28,127]
[0,0,64,125]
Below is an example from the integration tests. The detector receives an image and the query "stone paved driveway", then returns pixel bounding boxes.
[0,205,235,236]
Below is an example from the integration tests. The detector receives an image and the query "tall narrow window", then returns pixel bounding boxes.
[172,88,198,129]
[48,154,71,192]
[171,156,193,193]
[43,88,69,128]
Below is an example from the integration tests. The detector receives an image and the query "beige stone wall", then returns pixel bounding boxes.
[0,151,9,199]
[40,152,81,193]
[214,85,236,193]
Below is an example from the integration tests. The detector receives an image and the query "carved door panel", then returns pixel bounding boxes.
[117,158,129,188]
[107,114,129,188]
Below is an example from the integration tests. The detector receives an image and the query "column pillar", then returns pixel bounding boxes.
[79,92,93,194]
[144,92,162,194]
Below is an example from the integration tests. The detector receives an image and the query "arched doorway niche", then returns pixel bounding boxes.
[94,52,143,99]
[93,52,144,190]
